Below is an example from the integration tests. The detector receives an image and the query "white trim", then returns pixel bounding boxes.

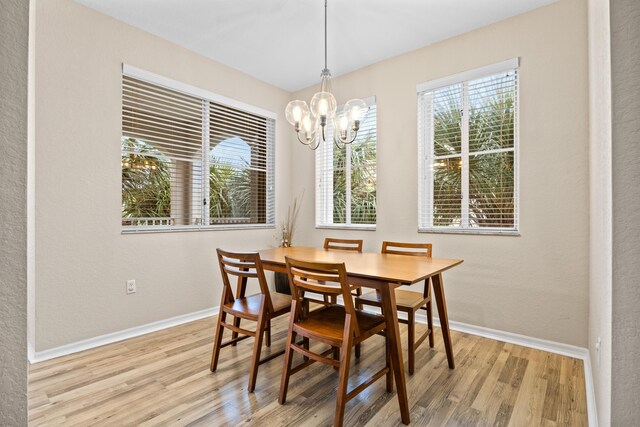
[315,224,377,231]
[418,227,520,236]
[583,353,599,427]
[426,315,588,358]
[28,341,35,364]
[122,224,276,234]
[416,58,520,93]
[28,306,219,363]
[122,64,277,120]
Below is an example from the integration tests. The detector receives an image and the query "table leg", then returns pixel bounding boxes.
[379,284,410,425]
[432,273,455,369]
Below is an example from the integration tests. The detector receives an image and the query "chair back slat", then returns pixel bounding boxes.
[381,241,432,257]
[290,266,340,284]
[285,256,360,336]
[216,249,273,312]
[220,257,260,269]
[323,238,363,252]
[290,276,342,296]
[222,266,259,278]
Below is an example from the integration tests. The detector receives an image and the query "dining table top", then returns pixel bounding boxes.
[258,246,464,285]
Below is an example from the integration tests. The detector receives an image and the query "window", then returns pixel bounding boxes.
[316,98,377,229]
[121,65,275,232]
[418,59,519,234]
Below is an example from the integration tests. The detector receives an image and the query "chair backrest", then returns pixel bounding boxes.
[381,241,433,257]
[323,237,363,252]
[285,256,361,336]
[216,249,273,313]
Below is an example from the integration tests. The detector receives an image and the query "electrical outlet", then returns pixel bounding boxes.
[126,279,136,294]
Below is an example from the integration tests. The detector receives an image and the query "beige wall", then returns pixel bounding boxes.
[0,0,29,423]
[33,0,592,353]
[588,0,612,424]
[291,0,590,347]
[33,0,292,351]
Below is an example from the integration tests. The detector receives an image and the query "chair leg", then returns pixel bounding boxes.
[265,318,271,348]
[427,300,434,348]
[408,310,416,375]
[385,333,393,392]
[303,337,310,362]
[333,347,340,370]
[334,314,354,427]
[231,316,241,346]
[279,308,297,404]
[354,295,362,359]
[210,310,227,372]
[248,302,267,393]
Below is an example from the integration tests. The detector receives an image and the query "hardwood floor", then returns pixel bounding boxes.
[28,315,588,426]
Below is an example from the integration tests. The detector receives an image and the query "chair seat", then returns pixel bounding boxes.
[356,289,430,311]
[224,292,291,318]
[294,305,385,344]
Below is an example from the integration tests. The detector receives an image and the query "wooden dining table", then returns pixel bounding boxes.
[258,246,464,425]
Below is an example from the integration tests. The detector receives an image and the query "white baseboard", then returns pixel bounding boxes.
[27,304,598,426]
[28,306,219,364]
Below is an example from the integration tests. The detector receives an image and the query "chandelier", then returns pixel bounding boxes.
[285,0,370,150]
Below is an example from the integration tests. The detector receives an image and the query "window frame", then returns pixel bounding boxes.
[315,96,377,230]
[417,58,520,236]
[121,64,276,234]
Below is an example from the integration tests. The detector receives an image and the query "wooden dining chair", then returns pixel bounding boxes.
[355,242,434,374]
[323,237,363,252]
[279,257,392,427]
[210,249,292,392]
[323,238,364,305]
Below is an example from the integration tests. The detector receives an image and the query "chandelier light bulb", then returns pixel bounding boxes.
[310,91,337,120]
[339,115,349,132]
[285,100,310,127]
[292,106,302,123]
[319,99,328,116]
[344,99,369,123]
[302,116,313,133]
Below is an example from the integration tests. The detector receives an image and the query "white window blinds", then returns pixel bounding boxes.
[418,59,519,233]
[316,98,377,228]
[121,66,275,232]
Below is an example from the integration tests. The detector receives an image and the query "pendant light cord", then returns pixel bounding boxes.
[324,0,328,70]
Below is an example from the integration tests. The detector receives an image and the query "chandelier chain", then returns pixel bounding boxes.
[324,0,328,70]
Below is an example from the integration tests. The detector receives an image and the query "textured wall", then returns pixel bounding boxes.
[33,0,292,352]
[610,0,640,424]
[588,0,612,423]
[291,0,590,346]
[0,0,29,424]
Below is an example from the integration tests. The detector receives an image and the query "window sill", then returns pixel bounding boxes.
[316,224,377,231]
[122,224,276,234]
[418,227,520,236]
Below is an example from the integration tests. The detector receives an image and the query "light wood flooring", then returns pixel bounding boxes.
[28,315,588,426]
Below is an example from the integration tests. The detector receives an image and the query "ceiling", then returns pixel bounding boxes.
[74,0,557,92]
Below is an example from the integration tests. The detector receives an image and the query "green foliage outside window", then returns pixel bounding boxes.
[431,75,516,228]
